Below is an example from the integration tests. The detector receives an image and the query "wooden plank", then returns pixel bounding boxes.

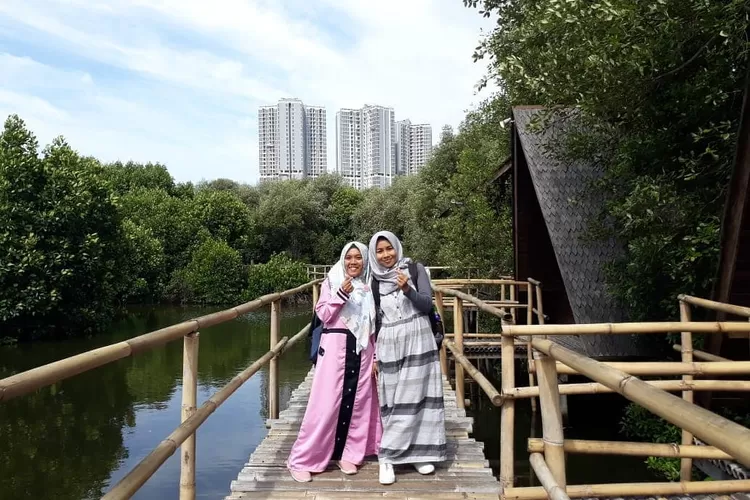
[226,369,502,499]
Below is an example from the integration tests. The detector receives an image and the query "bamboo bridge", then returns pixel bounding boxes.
[1,277,750,500]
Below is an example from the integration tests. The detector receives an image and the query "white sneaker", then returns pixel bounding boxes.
[379,463,395,485]
[413,462,435,475]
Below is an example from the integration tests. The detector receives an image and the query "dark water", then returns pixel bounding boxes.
[0,305,313,500]
[0,307,657,500]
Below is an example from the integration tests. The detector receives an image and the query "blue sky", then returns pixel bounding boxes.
[0,0,496,184]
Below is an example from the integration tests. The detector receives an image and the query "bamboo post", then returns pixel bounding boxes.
[269,300,281,420]
[312,283,320,307]
[680,300,694,481]
[454,297,465,409]
[500,313,516,491]
[179,332,199,500]
[435,290,449,375]
[529,453,570,500]
[510,284,517,324]
[535,283,545,325]
[501,284,507,302]
[526,281,537,412]
[534,352,566,489]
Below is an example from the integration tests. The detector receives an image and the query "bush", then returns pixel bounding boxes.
[244,253,308,301]
[173,238,246,305]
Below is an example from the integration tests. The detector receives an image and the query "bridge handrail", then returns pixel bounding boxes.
[435,282,750,499]
[102,325,311,499]
[679,294,750,318]
[532,337,750,468]
[0,280,321,404]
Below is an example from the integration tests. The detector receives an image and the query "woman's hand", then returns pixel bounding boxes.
[396,271,410,292]
[341,277,354,294]
[372,359,378,379]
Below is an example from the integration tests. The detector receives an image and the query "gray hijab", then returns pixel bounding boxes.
[368,230,412,295]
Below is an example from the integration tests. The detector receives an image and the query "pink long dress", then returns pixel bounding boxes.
[287,279,382,473]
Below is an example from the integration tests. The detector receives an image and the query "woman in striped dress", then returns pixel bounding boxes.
[287,242,382,482]
[369,231,446,485]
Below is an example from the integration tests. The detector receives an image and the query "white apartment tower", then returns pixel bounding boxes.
[258,98,327,181]
[336,105,396,189]
[395,119,411,176]
[395,121,433,176]
[306,106,327,177]
[408,124,433,175]
[361,105,396,189]
[335,108,363,189]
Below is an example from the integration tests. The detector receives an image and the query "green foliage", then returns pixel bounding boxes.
[466,0,749,320]
[621,403,681,480]
[173,238,246,305]
[0,115,127,340]
[1,103,515,339]
[118,187,200,272]
[116,220,165,303]
[191,189,252,253]
[103,161,175,195]
[244,253,308,301]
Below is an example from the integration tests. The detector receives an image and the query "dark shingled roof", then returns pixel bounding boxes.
[513,106,654,358]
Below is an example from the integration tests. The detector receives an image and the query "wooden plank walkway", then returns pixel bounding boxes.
[226,368,502,499]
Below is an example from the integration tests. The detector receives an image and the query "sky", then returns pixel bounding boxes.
[0,0,497,184]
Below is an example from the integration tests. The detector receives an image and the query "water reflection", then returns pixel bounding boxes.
[0,305,313,500]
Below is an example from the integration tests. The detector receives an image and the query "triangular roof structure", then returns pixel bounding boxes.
[512,106,655,357]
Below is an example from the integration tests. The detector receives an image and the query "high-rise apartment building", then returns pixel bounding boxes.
[395,120,433,176]
[408,124,433,175]
[336,105,396,189]
[335,108,363,189]
[361,105,396,189]
[258,98,327,182]
[395,119,412,176]
[306,106,327,178]
[336,105,433,189]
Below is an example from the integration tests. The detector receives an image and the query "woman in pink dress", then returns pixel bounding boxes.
[287,242,382,482]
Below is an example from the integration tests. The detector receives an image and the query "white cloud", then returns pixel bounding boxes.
[0,0,497,183]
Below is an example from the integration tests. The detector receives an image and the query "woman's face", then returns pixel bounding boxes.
[375,238,398,269]
[344,247,363,277]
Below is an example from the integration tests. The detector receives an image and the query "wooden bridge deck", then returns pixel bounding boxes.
[226,368,502,499]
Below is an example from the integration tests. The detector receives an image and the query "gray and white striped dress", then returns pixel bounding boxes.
[376,263,447,465]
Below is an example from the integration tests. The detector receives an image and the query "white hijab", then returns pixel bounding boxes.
[368,230,413,295]
[326,242,376,355]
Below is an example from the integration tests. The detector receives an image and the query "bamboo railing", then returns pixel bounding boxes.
[433,282,750,500]
[0,280,323,500]
[677,294,750,480]
[433,278,537,413]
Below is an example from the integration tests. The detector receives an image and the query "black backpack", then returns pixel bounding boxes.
[308,310,324,364]
[372,262,445,349]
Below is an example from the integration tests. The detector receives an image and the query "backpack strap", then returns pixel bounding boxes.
[372,278,381,337]
[408,261,420,291]
[371,278,381,310]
